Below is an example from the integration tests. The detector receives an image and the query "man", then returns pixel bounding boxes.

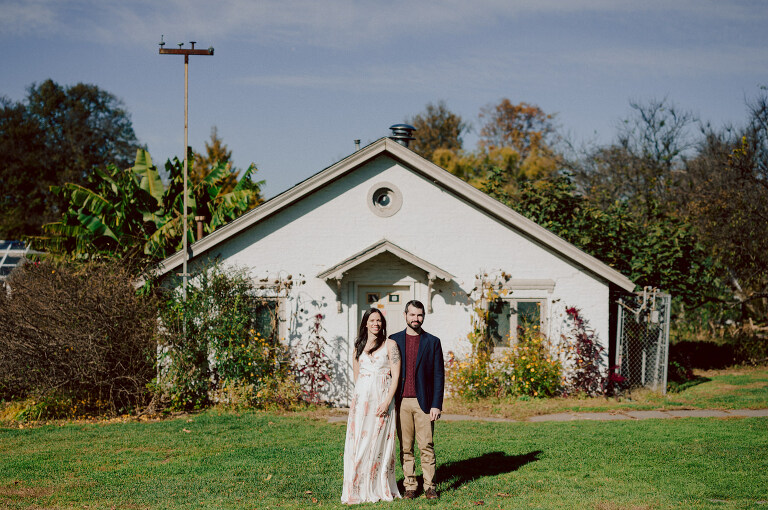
[390,300,445,500]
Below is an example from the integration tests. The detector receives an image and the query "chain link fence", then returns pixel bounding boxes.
[616,289,671,394]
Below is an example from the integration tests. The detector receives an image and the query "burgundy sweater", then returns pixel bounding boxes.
[402,333,420,397]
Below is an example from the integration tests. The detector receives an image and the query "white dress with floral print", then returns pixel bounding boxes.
[341,345,401,504]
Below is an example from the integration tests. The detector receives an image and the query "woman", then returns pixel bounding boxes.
[341,308,402,504]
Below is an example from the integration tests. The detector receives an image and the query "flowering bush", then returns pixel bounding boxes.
[214,329,288,392]
[158,262,296,411]
[446,351,499,400]
[253,372,304,411]
[498,330,562,397]
[447,331,562,399]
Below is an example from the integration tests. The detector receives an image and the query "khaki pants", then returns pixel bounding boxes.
[396,397,435,491]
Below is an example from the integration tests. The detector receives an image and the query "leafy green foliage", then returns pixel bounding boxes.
[156,262,293,411]
[446,351,498,399]
[0,80,141,238]
[484,172,722,308]
[34,148,263,264]
[497,331,562,397]
[446,335,562,400]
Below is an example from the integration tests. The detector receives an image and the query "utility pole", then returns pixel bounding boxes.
[159,36,214,300]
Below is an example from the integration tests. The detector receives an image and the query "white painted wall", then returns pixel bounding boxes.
[199,155,612,403]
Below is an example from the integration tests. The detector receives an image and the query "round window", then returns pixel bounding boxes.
[374,190,392,207]
[367,182,402,217]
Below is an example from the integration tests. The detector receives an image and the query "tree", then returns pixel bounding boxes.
[0,97,48,237]
[475,99,560,193]
[0,80,142,238]
[478,99,556,160]
[681,97,768,323]
[406,101,468,161]
[431,146,514,188]
[191,127,264,215]
[482,171,718,308]
[192,127,237,194]
[568,99,695,220]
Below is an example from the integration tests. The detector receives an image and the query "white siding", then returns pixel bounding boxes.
[197,155,612,402]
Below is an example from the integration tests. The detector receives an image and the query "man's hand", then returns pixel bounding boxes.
[430,408,441,421]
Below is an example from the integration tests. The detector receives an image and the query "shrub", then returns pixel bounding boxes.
[561,306,605,396]
[157,262,296,411]
[669,340,734,370]
[561,306,625,396]
[731,325,768,365]
[292,313,333,404]
[447,331,562,400]
[0,259,158,415]
[445,351,498,400]
[254,372,304,411]
[498,330,562,397]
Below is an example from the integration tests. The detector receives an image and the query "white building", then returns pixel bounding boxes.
[155,132,636,402]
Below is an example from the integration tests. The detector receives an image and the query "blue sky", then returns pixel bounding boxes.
[1,0,766,197]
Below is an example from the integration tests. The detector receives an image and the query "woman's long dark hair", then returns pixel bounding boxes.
[354,308,387,360]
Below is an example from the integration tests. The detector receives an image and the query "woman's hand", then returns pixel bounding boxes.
[376,400,390,417]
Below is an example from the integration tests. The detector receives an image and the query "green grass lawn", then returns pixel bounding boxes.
[1,410,767,509]
[442,365,768,420]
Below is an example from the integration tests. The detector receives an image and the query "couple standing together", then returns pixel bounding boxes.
[341,300,445,504]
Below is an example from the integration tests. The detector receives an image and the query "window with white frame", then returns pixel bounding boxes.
[488,298,546,347]
[250,298,278,340]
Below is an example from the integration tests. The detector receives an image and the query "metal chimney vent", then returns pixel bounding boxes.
[389,124,416,148]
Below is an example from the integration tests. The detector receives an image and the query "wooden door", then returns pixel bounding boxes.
[358,285,410,337]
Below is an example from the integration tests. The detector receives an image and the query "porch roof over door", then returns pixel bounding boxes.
[316,239,454,282]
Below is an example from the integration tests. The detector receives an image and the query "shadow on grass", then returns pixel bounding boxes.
[667,376,711,393]
[436,450,542,492]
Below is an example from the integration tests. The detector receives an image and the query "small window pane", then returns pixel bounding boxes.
[489,299,511,347]
[251,299,278,343]
[516,301,542,335]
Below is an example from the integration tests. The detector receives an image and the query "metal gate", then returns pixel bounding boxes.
[616,288,671,394]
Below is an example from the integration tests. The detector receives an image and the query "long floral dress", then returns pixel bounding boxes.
[341,345,401,504]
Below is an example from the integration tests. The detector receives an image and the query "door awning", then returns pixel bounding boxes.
[317,239,454,282]
[317,239,454,313]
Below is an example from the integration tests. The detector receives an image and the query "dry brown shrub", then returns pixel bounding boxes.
[0,259,158,414]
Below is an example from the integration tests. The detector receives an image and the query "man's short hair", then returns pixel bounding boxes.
[404,300,425,313]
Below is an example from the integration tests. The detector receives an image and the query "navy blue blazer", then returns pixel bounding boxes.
[390,329,445,414]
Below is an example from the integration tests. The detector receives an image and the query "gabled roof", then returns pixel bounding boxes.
[317,239,454,281]
[155,138,635,292]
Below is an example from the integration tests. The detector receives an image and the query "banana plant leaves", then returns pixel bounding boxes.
[32,149,263,262]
